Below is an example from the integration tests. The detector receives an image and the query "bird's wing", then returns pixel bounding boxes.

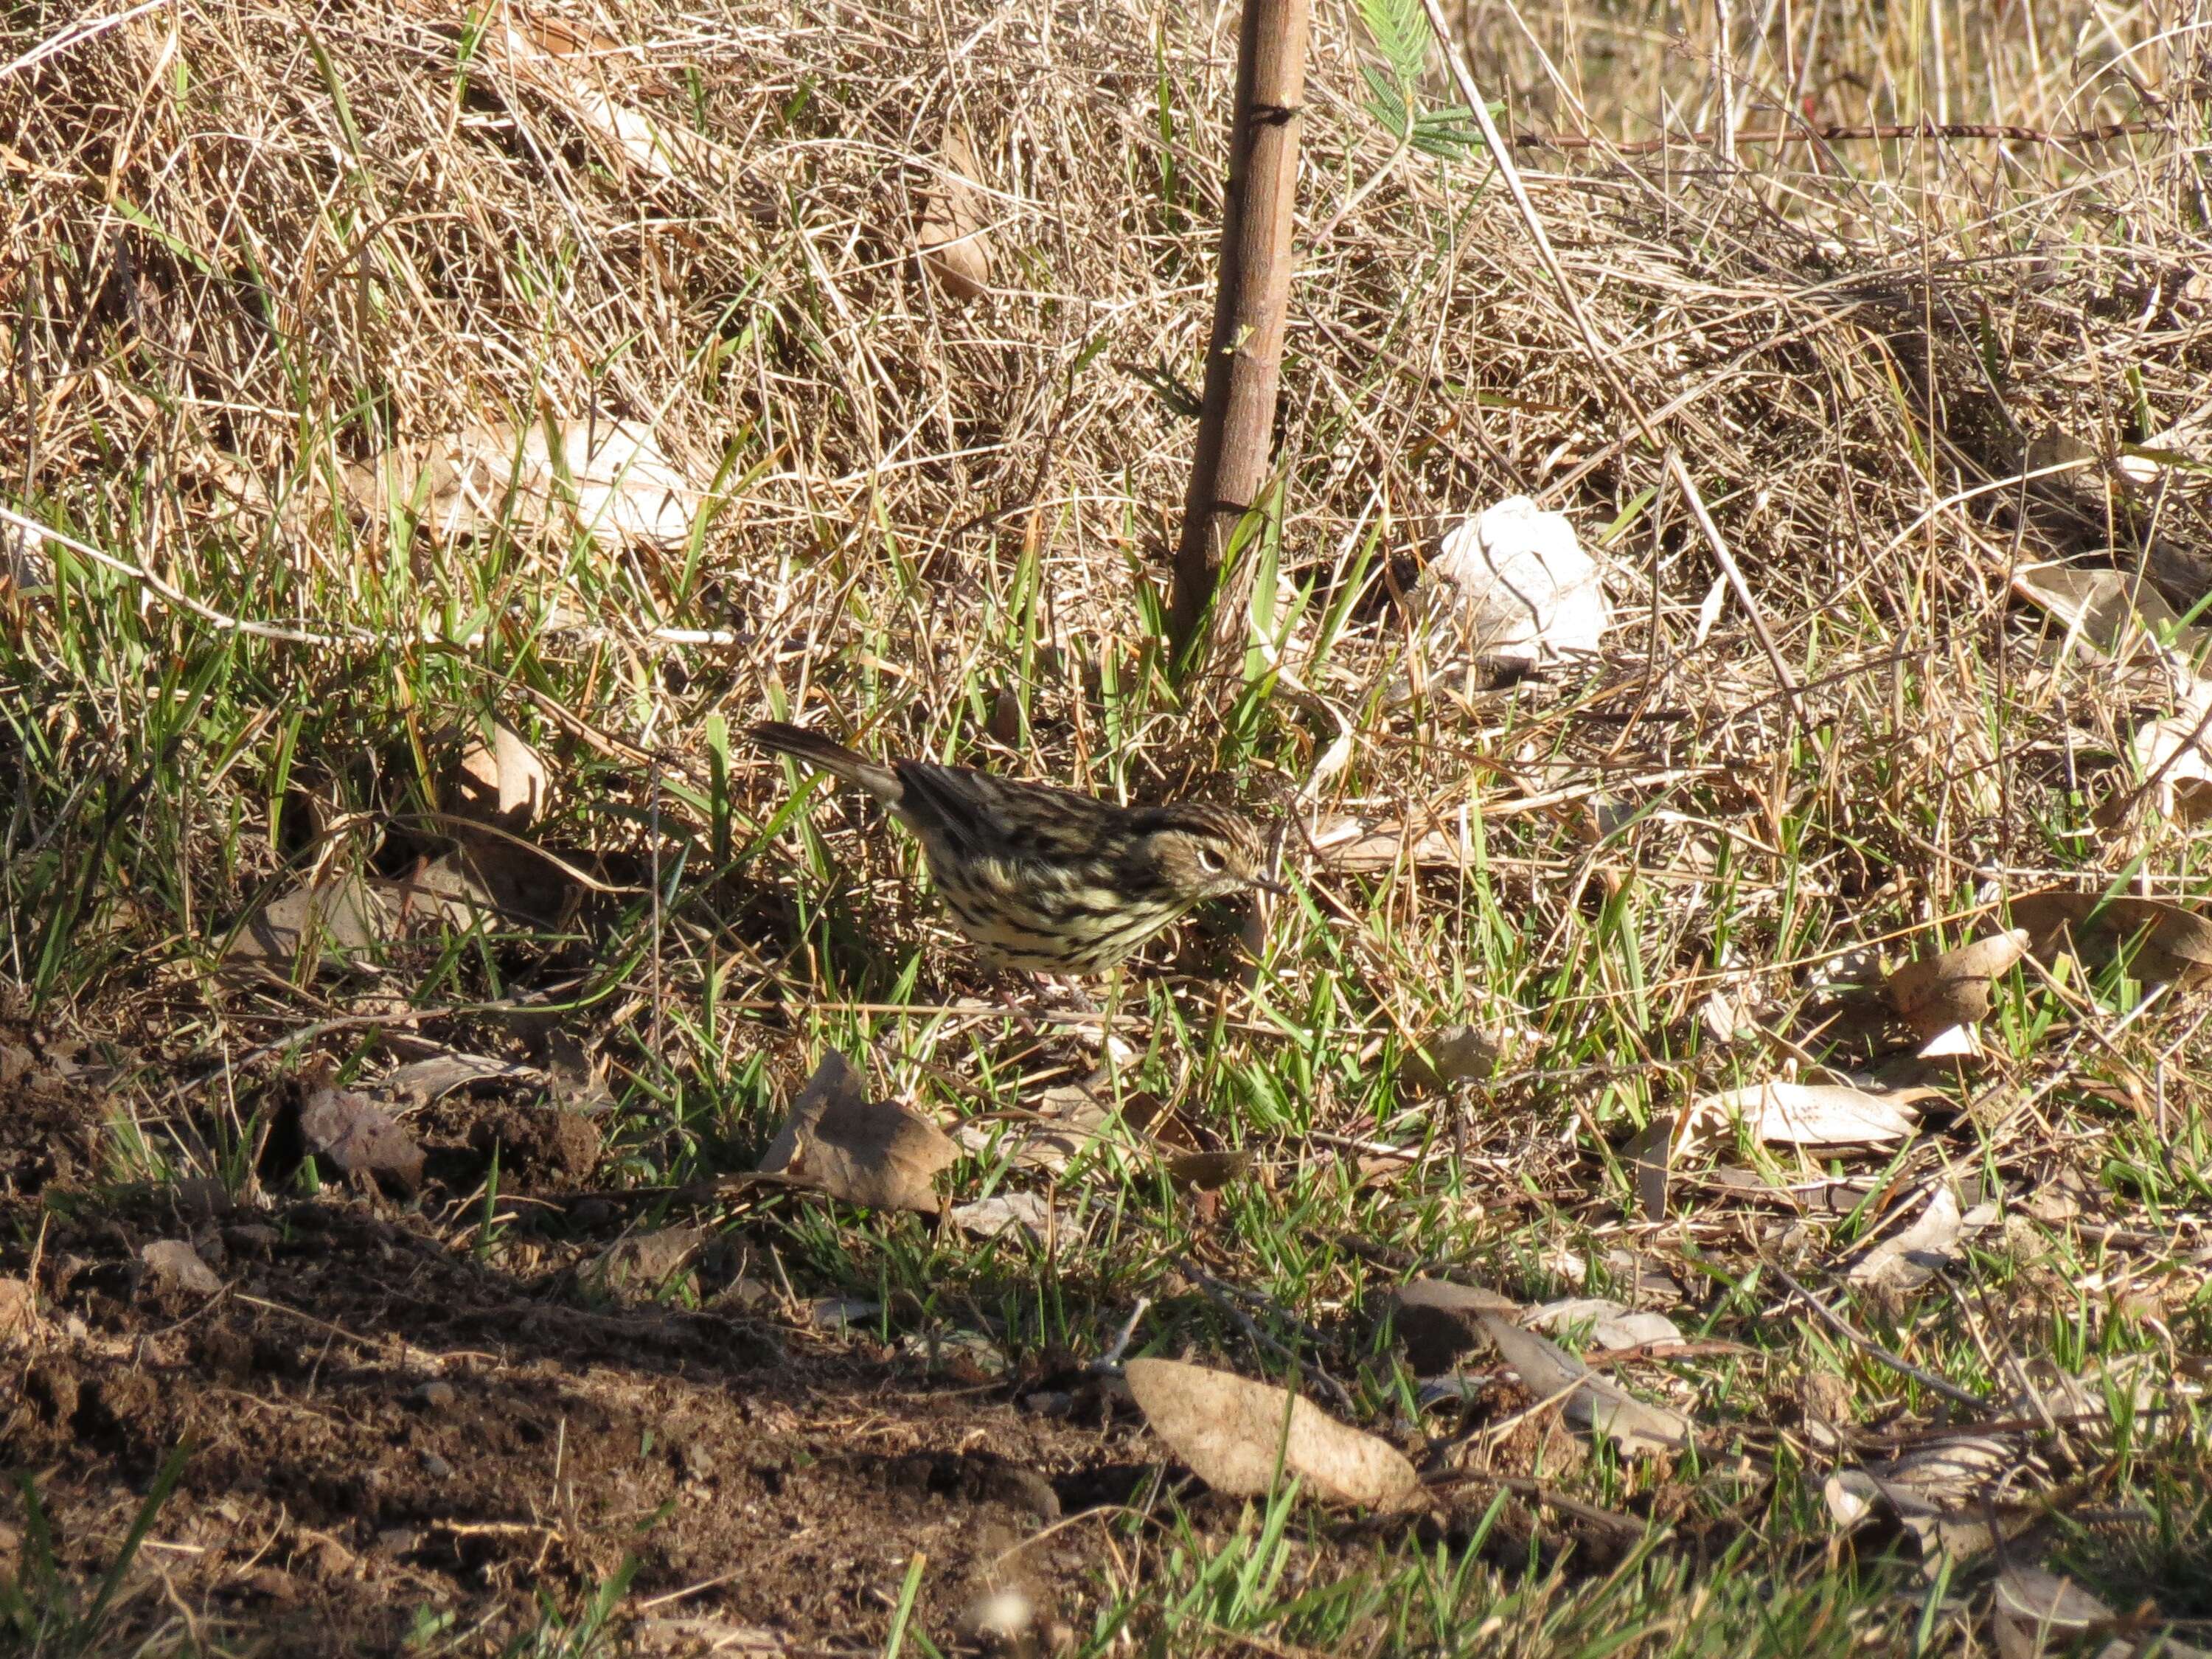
[891,763,1109,862]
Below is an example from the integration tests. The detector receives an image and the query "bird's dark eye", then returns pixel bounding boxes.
[1196,846,1225,874]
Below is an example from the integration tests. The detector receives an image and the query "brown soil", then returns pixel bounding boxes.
[0,1034,1160,1657]
[0,1002,1571,1658]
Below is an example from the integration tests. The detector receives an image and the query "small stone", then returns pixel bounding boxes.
[420,1451,453,1480]
[710,1276,773,1311]
[961,1586,1034,1644]
[302,1535,355,1581]
[412,1380,456,1411]
[570,1197,618,1229]
[0,1277,34,1340]
[170,1177,232,1218]
[977,1465,1060,1522]
[240,1566,299,1604]
[140,1239,222,1297]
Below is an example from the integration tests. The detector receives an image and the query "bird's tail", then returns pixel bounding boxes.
[749,721,901,802]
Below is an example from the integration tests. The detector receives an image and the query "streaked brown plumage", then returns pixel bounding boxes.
[750,720,1281,974]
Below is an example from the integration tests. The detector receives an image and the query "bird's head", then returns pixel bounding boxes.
[1138,804,1285,905]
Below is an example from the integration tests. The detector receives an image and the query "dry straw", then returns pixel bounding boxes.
[1,0,2206,940]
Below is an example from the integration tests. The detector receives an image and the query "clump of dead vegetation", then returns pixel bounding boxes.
[1,0,2210,1653]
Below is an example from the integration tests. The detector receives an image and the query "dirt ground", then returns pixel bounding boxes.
[0,1020,1136,1655]
[0,1018,1540,1656]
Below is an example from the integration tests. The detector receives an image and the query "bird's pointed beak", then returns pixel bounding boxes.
[1251,875,1291,897]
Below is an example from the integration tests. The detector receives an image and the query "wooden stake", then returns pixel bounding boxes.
[1167,0,1310,667]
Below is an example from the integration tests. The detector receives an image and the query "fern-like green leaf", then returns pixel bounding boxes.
[1355,0,1430,87]
[1360,61,1416,139]
[1357,0,1495,160]
[1411,103,1485,159]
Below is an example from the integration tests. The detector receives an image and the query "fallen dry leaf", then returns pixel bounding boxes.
[463,3,732,184]
[1991,1566,2120,1659]
[585,1225,706,1298]
[545,1031,617,1116]
[805,1297,881,1331]
[2011,889,2212,986]
[1394,498,1612,706]
[1526,1298,1683,1351]
[917,125,995,302]
[0,1276,33,1340]
[1914,1022,1984,1060]
[2011,561,2207,675]
[1846,1185,1974,1292]
[1124,1357,1419,1510]
[1004,1073,1124,1172]
[1164,1148,1256,1191]
[456,720,549,831]
[1622,1118,1673,1220]
[949,1192,1060,1244]
[2007,1354,2157,1427]
[389,841,582,935]
[2130,690,2212,827]
[1310,815,1475,873]
[1480,1315,1697,1457]
[224,872,392,974]
[956,1065,1165,1175]
[298,1077,426,1191]
[341,419,703,553]
[1884,928,2030,1039]
[378,1051,543,1105]
[1680,1079,1927,1153]
[1399,1023,1511,1092]
[1823,1434,2034,1569]
[758,1051,956,1214]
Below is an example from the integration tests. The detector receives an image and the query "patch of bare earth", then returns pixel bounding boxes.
[0,1037,1178,1655]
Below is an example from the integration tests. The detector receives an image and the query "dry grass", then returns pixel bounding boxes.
[2,0,2211,1653]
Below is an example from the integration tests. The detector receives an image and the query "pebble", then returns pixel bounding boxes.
[961,1587,1034,1643]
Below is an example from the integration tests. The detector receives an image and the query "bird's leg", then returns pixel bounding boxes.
[979,966,1050,1040]
[1046,974,1099,1015]
[1005,970,1110,1056]
[1097,967,1129,1078]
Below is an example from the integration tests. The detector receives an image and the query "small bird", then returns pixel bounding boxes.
[750,720,1282,975]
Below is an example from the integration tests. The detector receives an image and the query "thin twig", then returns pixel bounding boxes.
[1180,1260,1356,1414]
[3,501,743,655]
[1764,1263,1986,1408]
[1512,117,2163,154]
[2,501,364,647]
[1094,1295,1153,1371]
[1,0,171,80]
